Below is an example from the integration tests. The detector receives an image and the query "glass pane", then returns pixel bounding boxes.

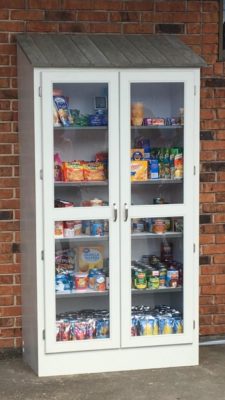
[53,83,108,208]
[131,216,183,337]
[130,83,184,205]
[55,219,110,341]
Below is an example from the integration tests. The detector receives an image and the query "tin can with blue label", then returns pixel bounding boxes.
[90,220,104,236]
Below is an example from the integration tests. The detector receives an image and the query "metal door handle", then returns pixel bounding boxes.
[124,203,128,222]
[113,203,117,222]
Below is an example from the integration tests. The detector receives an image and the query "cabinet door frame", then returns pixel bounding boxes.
[41,69,120,353]
[119,69,200,348]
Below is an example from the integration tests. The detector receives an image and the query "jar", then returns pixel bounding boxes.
[152,219,166,234]
[131,102,144,126]
[74,220,82,235]
[63,221,75,238]
[90,198,103,206]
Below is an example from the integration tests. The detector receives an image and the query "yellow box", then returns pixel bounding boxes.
[78,246,104,272]
[131,160,148,181]
[130,148,144,160]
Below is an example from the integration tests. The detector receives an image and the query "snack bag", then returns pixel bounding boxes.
[62,161,84,182]
[55,249,76,274]
[83,162,106,181]
[78,246,104,272]
[54,96,72,127]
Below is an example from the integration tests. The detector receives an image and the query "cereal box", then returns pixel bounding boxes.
[131,160,148,181]
[130,148,144,160]
[78,246,104,272]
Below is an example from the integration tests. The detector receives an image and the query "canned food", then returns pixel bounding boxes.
[134,270,147,289]
[82,220,91,236]
[91,221,104,236]
[95,272,106,292]
[149,276,160,289]
[166,268,179,287]
[74,273,88,290]
[88,268,98,290]
[132,219,145,233]
[173,318,183,334]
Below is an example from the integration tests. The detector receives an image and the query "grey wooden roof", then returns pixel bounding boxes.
[17,33,206,68]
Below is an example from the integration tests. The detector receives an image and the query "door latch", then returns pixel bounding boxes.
[113,203,118,222]
[124,203,128,222]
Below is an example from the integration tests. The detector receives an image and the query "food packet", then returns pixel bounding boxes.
[83,162,106,181]
[55,249,76,274]
[62,161,84,182]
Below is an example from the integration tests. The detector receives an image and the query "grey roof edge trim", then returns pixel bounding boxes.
[16,33,207,68]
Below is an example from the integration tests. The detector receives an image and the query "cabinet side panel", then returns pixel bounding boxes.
[17,47,38,373]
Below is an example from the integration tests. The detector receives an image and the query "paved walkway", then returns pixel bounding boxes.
[0,345,224,400]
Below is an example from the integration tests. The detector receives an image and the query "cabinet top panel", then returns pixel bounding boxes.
[16,34,206,69]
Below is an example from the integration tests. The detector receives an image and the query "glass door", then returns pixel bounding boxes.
[41,70,120,353]
[120,70,198,347]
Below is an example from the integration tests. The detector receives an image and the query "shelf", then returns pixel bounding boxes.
[55,180,108,187]
[132,179,183,185]
[132,287,182,294]
[56,289,109,298]
[131,125,183,130]
[131,232,182,239]
[54,126,108,131]
[55,234,109,242]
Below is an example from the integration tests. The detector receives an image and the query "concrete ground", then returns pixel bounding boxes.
[0,345,224,400]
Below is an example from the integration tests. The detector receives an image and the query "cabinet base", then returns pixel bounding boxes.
[27,343,198,377]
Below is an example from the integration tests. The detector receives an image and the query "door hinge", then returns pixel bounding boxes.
[42,329,45,340]
[41,250,44,260]
[194,85,197,96]
[194,165,196,175]
[38,86,42,97]
[193,243,196,253]
[193,320,196,330]
[40,169,43,180]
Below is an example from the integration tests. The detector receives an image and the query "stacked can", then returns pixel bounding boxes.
[56,309,110,341]
[131,305,183,336]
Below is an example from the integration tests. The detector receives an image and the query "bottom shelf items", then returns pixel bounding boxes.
[56,304,183,342]
[131,305,183,336]
[56,309,110,341]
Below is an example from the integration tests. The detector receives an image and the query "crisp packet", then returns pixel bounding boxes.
[83,162,106,181]
[62,161,84,182]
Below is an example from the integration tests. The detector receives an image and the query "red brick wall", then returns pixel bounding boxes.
[0,0,223,349]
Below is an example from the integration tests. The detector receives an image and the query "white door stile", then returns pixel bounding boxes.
[41,69,120,353]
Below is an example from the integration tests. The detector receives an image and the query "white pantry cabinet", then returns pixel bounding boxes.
[17,34,204,376]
